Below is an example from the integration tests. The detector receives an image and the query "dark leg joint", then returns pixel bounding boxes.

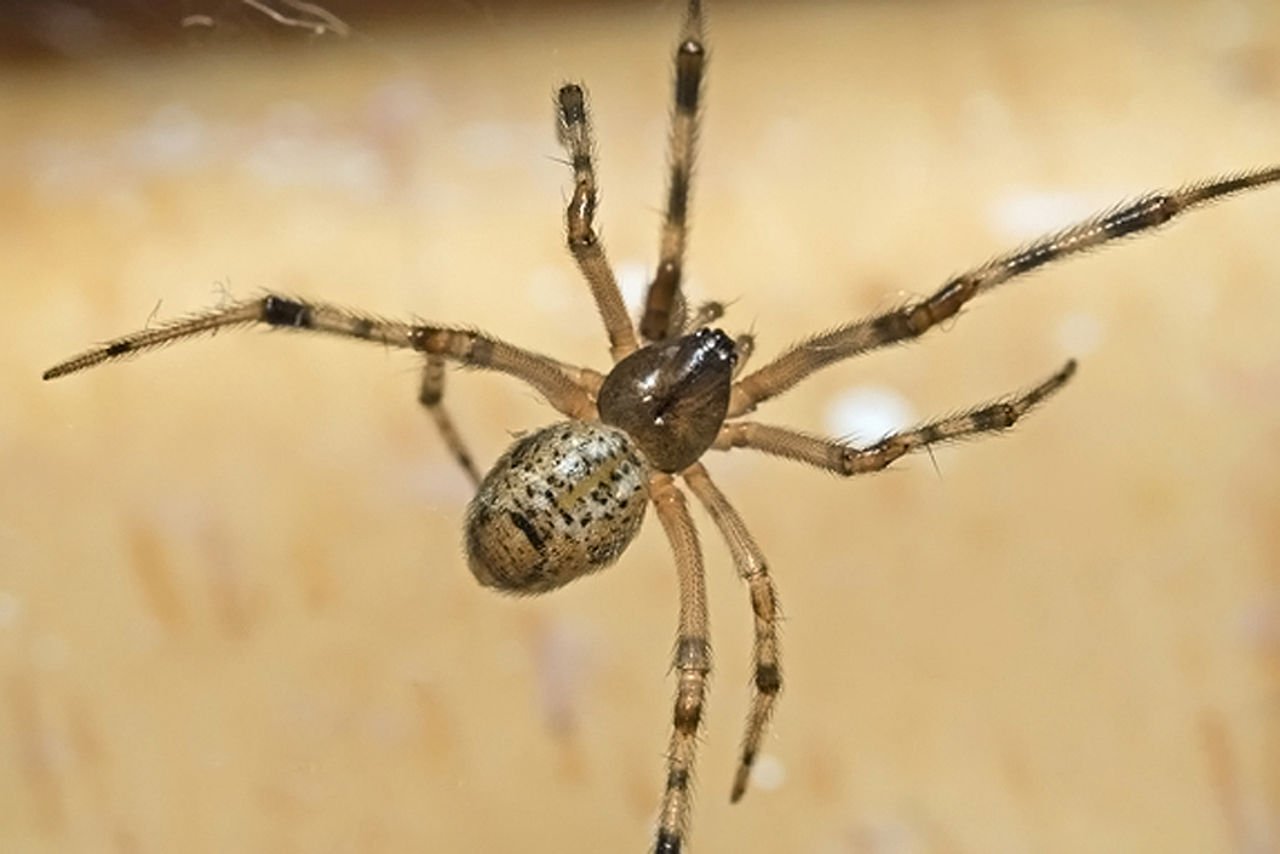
[655,829,682,854]
[409,328,433,353]
[673,701,702,733]
[262,295,311,328]
[674,42,704,112]
[925,276,977,323]
[1105,194,1178,237]
[755,663,781,694]
[466,336,492,366]
[666,167,689,226]
[642,262,681,340]
[974,403,1017,431]
[557,84,586,125]
[666,768,689,792]
[871,311,912,341]
[749,582,775,618]
[841,443,905,476]
[567,185,597,240]
[1005,243,1061,276]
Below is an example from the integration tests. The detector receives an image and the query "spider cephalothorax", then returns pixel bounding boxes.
[43,1,1280,851]
[598,327,737,472]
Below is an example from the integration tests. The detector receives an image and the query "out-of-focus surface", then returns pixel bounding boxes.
[4,2,1280,852]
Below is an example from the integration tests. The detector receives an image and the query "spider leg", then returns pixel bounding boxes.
[556,84,638,362]
[681,463,781,804]
[640,0,706,343]
[648,472,711,854]
[687,299,725,329]
[418,355,481,488]
[43,294,596,420]
[716,359,1076,475]
[732,333,755,378]
[729,166,1280,417]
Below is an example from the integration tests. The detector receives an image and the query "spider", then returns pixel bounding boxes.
[42,2,1280,852]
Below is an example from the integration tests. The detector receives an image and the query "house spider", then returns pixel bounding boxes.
[42,2,1280,852]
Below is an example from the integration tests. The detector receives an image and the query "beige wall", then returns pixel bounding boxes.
[4,2,1280,852]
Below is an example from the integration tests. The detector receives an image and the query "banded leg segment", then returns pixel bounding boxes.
[717,360,1077,475]
[729,166,1280,416]
[648,473,711,854]
[43,294,596,420]
[418,355,481,488]
[681,463,781,804]
[640,0,706,343]
[557,84,638,362]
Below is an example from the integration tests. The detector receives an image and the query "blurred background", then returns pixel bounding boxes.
[3,1,1279,852]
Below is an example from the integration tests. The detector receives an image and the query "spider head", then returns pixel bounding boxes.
[597,328,736,473]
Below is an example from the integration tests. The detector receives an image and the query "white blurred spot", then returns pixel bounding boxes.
[960,90,1013,143]
[260,137,384,197]
[1056,311,1103,356]
[825,386,916,444]
[456,121,517,169]
[244,101,387,199]
[846,817,925,854]
[616,259,651,315]
[535,618,591,736]
[33,634,69,670]
[263,99,319,134]
[0,591,20,628]
[366,79,436,132]
[125,104,207,171]
[752,752,786,792]
[759,116,809,160]
[525,265,576,316]
[989,191,1096,242]
[1179,274,1219,319]
[29,139,103,198]
[1238,596,1280,654]
[1207,1,1254,50]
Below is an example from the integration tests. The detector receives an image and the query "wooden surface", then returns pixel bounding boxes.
[4,2,1280,852]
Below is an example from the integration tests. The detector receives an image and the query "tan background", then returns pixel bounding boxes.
[4,2,1280,852]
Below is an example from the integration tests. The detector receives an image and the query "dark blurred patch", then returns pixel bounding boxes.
[0,0,634,63]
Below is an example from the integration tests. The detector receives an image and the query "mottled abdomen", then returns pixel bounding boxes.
[465,422,649,594]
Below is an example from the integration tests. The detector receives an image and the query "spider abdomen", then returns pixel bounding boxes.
[464,421,649,594]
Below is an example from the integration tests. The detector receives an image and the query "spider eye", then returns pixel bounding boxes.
[598,329,735,472]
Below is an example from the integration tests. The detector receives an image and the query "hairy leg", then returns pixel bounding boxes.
[418,355,481,487]
[718,360,1076,474]
[729,167,1280,416]
[681,463,781,804]
[44,294,596,420]
[640,0,706,343]
[648,473,711,854]
[557,84,638,362]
